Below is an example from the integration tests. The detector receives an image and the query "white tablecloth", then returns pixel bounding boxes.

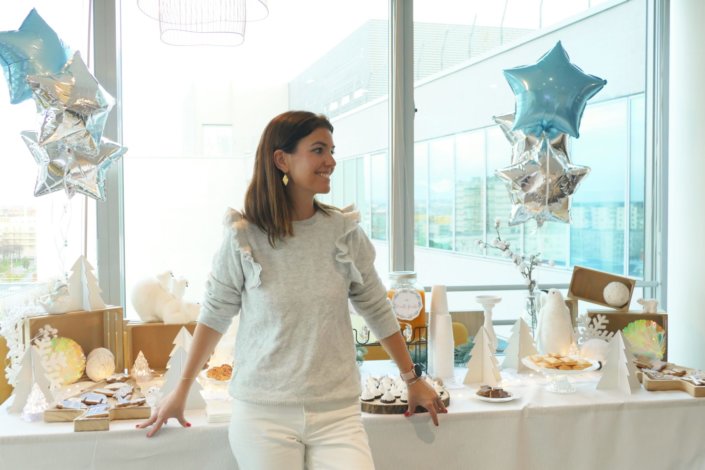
[2,366,704,470]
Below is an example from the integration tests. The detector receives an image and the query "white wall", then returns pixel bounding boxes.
[667,0,705,369]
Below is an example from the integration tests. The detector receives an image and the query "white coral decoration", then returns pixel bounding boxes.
[0,284,51,386]
[476,220,542,292]
[575,313,615,345]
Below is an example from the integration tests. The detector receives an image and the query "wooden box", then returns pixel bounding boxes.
[586,310,668,360]
[23,306,125,370]
[123,321,197,371]
[568,266,636,311]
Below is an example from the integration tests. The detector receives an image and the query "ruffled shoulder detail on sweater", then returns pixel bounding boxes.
[334,204,364,285]
[223,208,262,289]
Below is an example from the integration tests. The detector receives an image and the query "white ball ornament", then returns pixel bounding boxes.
[86,347,116,382]
[603,281,630,307]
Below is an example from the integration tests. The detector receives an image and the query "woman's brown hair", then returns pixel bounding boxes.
[243,110,336,246]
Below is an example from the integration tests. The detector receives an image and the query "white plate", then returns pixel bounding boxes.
[473,391,519,403]
[521,356,599,375]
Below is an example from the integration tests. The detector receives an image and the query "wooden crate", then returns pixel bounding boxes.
[0,335,12,405]
[586,310,668,360]
[123,321,197,371]
[568,266,636,311]
[23,306,125,370]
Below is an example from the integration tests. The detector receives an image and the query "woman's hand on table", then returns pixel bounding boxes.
[136,388,190,437]
[404,378,447,426]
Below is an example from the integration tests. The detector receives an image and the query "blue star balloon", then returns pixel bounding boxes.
[0,9,69,104]
[503,41,606,138]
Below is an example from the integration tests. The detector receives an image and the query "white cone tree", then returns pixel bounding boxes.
[169,326,194,357]
[160,346,205,410]
[597,331,640,394]
[463,327,501,386]
[67,256,106,311]
[9,347,54,413]
[502,318,538,371]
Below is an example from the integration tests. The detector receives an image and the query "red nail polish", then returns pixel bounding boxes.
[403,411,410,417]
[186,422,192,427]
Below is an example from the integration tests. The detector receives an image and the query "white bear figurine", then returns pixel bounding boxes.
[132,272,201,324]
[536,289,575,355]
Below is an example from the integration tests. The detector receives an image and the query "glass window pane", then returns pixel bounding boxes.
[570,100,629,275]
[629,95,646,278]
[370,152,388,241]
[0,3,92,290]
[455,132,484,254]
[414,142,429,247]
[121,2,388,318]
[412,0,649,317]
[428,138,454,250]
[487,127,521,259]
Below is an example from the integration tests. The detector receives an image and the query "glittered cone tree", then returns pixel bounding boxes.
[597,331,640,394]
[67,255,106,311]
[160,346,205,410]
[463,326,501,386]
[502,318,538,371]
[9,347,53,413]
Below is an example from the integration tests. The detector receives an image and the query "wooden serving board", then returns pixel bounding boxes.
[639,371,705,397]
[44,379,152,431]
[360,389,450,414]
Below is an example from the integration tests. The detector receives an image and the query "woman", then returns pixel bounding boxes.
[138,111,445,469]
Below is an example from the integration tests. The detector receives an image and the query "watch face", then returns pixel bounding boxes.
[392,289,423,321]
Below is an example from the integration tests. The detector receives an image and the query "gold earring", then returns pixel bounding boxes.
[282,174,289,186]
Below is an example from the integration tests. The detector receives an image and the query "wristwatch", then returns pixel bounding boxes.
[400,363,423,383]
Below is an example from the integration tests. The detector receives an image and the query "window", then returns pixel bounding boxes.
[120,1,389,318]
[86,0,658,330]
[409,0,651,321]
[0,2,92,293]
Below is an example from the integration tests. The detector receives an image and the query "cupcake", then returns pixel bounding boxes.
[373,385,384,399]
[380,376,394,390]
[399,389,408,403]
[360,388,376,402]
[380,389,396,404]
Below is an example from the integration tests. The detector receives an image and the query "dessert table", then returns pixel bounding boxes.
[2,365,704,470]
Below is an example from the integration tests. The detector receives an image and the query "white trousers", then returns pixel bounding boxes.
[228,398,376,470]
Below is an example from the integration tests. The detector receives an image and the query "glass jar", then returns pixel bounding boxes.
[387,271,426,339]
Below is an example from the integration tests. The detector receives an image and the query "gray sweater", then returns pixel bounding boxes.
[198,206,400,405]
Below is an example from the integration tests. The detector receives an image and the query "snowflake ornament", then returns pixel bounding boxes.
[575,313,615,345]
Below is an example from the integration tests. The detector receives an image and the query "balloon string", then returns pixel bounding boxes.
[51,198,73,281]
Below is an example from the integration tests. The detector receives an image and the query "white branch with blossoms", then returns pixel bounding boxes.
[476,219,553,291]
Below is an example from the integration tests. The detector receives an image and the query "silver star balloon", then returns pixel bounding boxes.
[22,130,126,200]
[27,51,114,154]
[494,113,569,164]
[495,139,589,227]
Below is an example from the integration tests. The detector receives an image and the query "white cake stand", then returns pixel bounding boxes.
[475,295,501,353]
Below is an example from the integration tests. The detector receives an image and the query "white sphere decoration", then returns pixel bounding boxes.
[603,281,630,307]
[580,338,610,363]
[85,348,116,382]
